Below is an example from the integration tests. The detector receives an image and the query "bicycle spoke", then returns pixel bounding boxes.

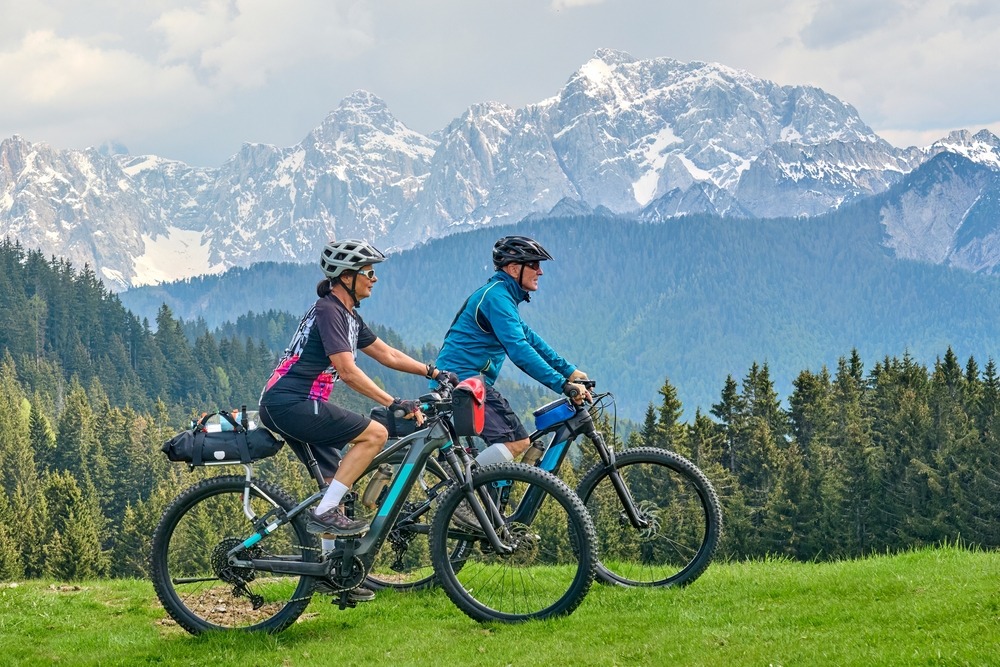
[432,464,596,622]
[151,476,318,634]
[579,447,722,587]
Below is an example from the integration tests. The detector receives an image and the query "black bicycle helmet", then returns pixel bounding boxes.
[320,239,386,279]
[492,236,553,269]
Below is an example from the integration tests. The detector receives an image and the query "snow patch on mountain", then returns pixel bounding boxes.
[130,226,226,287]
[632,126,682,205]
[4,52,1000,288]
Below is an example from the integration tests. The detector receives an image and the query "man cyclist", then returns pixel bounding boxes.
[435,235,590,470]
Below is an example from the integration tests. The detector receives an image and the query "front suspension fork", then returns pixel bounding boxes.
[589,430,649,530]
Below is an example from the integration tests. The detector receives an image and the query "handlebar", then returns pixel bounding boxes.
[563,378,597,401]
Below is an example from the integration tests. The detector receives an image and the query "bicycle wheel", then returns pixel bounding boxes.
[150,475,319,634]
[576,447,722,588]
[430,463,596,623]
[362,459,451,591]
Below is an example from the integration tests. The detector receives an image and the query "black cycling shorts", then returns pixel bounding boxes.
[259,400,370,478]
[481,384,530,445]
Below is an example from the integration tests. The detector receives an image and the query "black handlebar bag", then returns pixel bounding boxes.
[369,405,420,439]
[162,411,283,465]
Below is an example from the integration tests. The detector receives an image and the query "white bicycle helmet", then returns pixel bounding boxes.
[320,239,386,279]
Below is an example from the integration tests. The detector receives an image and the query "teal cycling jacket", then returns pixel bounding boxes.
[435,271,575,393]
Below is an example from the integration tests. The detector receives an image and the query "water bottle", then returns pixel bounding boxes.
[361,464,394,509]
[520,440,547,466]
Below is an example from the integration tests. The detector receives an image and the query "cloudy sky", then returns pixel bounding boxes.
[1,0,998,167]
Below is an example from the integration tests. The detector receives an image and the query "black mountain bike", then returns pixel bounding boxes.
[150,381,597,634]
[364,380,722,591]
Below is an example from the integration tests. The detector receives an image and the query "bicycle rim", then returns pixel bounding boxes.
[431,463,596,622]
[578,447,722,587]
[150,475,318,634]
[363,461,451,591]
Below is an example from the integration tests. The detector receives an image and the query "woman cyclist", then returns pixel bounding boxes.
[259,239,446,574]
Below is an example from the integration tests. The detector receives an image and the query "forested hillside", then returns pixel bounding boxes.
[122,202,1000,419]
[3,234,1000,578]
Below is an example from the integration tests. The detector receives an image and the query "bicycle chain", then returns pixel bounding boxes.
[283,542,364,604]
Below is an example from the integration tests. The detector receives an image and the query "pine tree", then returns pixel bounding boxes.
[640,403,659,449]
[42,471,109,580]
[28,395,56,473]
[656,377,686,454]
[111,484,172,578]
[53,380,102,493]
[710,375,743,473]
[762,441,811,558]
[828,355,880,557]
[0,492,22,579]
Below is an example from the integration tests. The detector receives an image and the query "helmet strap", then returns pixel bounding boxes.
[517,264,531,302]
[333,274,361,309]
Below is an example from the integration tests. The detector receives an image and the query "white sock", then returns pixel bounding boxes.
[475,442,514,466]
[322,538,336,552]
[315,479,350,515]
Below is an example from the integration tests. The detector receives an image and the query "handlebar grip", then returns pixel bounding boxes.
[564,385,580,399]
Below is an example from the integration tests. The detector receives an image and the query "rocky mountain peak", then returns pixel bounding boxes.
[927,129,1000,169]
[3,51,999,288]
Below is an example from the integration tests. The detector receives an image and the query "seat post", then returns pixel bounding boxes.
[287,438,328,489]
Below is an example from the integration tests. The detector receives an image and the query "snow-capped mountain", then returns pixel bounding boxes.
[2,49,999,288]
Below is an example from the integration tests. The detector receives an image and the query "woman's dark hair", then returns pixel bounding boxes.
[316,278,333,297]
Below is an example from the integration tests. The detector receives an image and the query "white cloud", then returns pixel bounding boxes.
[0,0,997,165]
[550,0,606,10]
[154,0,374,89]
[0,29,207,117]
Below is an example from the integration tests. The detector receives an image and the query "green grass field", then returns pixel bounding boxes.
[1,546,997,666]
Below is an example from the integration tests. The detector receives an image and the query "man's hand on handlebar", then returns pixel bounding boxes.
[562,380,593,405]
[434,370,460,388]
[389,398,426,426]
[568,369,589,383]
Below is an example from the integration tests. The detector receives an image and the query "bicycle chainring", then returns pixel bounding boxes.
[323,555,367,592]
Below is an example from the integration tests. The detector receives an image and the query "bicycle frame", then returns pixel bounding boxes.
[515,395,649,530]
[224,415,512,579]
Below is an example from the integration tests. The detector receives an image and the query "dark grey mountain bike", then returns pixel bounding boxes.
[149,380,597,634]
[363,380,722,592]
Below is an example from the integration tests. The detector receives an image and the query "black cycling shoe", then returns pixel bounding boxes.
[313,579,376,602]
[307,507,370,537]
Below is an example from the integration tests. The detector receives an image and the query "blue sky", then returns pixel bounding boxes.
[1,0,998,166]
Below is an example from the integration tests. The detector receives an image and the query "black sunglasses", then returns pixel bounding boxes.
[523,261,540,271]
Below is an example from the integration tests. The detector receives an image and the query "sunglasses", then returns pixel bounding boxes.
[356,269,377,280]
[523,261,541,271]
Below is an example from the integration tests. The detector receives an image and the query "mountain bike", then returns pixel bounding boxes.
[149,379,597,634]
[364,380,722,591]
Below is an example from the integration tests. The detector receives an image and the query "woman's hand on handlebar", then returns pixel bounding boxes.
[390,398,426,425]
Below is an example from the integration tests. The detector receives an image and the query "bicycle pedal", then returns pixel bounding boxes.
[335,593,357,610]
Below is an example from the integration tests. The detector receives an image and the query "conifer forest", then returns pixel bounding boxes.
[1,237,998,581]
